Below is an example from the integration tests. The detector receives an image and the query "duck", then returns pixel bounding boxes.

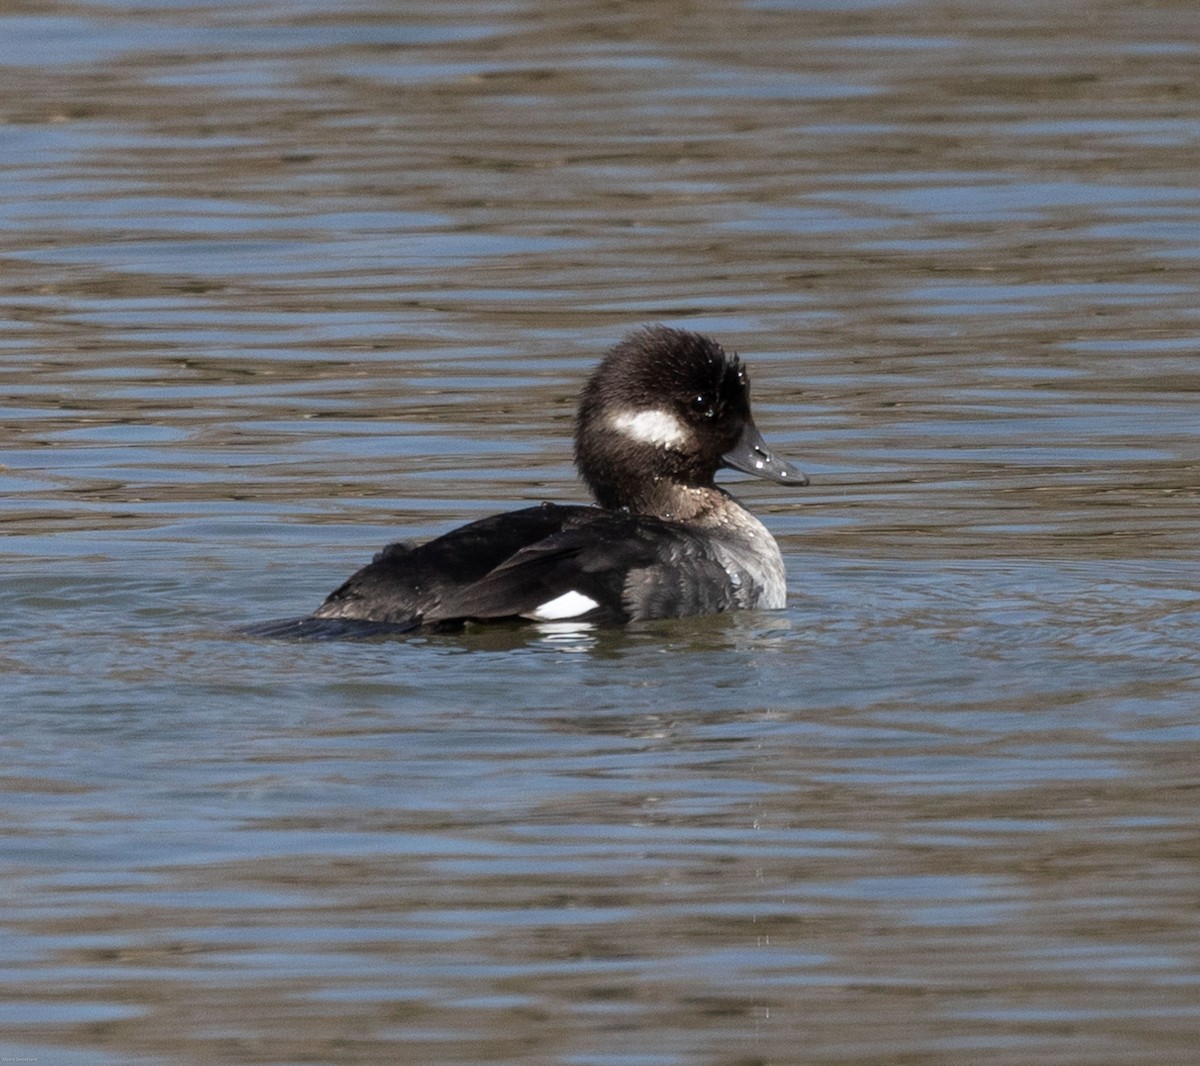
[249,326,806,636]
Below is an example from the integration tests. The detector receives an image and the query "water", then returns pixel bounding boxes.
[3,1,1200,1063]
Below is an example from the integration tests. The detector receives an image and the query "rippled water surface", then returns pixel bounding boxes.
[3,1,1200,1063]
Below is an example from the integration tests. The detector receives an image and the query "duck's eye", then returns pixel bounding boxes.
[690,394,715,419]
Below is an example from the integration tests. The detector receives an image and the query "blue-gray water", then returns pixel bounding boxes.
[3,1,1200,1063]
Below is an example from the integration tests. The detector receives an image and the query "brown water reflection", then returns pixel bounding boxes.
[2,1,1200,1064]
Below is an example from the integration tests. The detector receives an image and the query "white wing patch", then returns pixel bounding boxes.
[609,408,688,449]
[524,590,600,621]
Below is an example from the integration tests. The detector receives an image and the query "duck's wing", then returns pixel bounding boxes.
[432,511,739,625]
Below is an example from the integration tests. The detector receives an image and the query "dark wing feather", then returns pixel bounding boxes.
[432,530,632,624]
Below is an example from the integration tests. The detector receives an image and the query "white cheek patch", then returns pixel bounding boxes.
[609,409,689,450]
[523,590,600,621]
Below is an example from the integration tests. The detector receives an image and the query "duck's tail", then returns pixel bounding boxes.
[239,616,422,641]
